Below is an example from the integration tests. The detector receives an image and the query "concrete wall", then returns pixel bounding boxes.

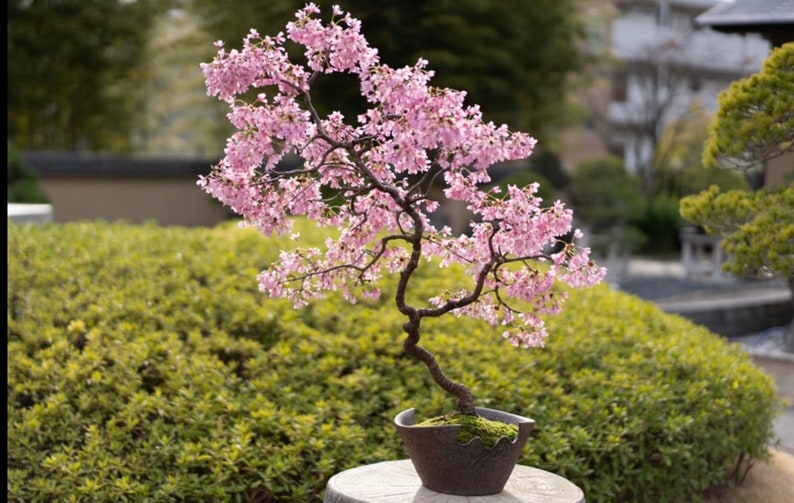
[23,152,233,227]
[660,287,793,337]
[39,176,231,227]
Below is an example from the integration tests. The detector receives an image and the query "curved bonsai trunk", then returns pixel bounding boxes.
[402,318,476,415]
[389,176,478,416]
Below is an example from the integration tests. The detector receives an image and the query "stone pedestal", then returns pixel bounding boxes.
[324,459,585,502]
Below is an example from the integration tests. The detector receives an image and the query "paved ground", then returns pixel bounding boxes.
[611,258,778,301]
[612,259,794,455]
[736,327,794,456]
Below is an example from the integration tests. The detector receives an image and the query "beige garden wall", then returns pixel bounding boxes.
[39,177,231,227]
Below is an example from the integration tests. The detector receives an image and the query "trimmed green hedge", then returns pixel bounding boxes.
[7,220,782,502]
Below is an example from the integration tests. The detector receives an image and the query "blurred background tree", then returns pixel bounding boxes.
[7,141,50,203]
[136,7,227,155]
[681,42,793,282]
[571,155,643,230]
[653,103,749,198]
[8,0,175,151]
[680,42,794,349]
[8,0,588,154]
[526,150,572,192]
[681,185,793,283]
[700,42,794,184]
[570,155,648,255]
[188,0,587,144]
[488,150,571,203]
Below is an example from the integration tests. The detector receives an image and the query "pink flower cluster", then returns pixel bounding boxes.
[200,3,605,348]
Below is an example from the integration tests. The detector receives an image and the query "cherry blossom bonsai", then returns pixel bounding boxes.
[200,3,605,420]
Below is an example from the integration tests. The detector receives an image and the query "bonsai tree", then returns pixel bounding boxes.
[200,4,604,417]
[681,42,794,349]
[681,185,793,286]
[680,185,793,351]
[700,42,794,179]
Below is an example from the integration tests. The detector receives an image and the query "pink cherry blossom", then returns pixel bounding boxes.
[201,5,606,413]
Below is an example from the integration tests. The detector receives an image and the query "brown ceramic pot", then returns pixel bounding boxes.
[394,407,535,496]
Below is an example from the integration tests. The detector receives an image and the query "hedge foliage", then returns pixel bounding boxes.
[7,141,49,204]
[7,220,782,502]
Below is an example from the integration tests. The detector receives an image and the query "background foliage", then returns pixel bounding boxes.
[7,220,782,502]
[681,43,794,348]
[7,0,588,154]
[7,0,174,151]
[571,155,643,232]
[7,140,50,203]
[702,42,794,175]
[569,155,648,255]
[653,104,750,198]
[680,185,794,283]
[188,0,586,143]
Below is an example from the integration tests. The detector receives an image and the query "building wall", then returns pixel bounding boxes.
[609,1,769,173]
[22,152,234,227]
[561,0,771,174]
[39,176,232,227]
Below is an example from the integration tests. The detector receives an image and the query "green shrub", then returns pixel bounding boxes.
[632,195,687,256]
[7,220,782,502]
[7,140,49,203]
[570,155,648,255]
[528,149,571,190]
[570,155,645,233]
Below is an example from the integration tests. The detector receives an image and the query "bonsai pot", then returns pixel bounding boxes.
[394,407,535,496]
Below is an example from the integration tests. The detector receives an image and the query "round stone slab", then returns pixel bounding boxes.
[324,459,585,502]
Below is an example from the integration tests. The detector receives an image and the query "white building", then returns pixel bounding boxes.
[561,0,770,177]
